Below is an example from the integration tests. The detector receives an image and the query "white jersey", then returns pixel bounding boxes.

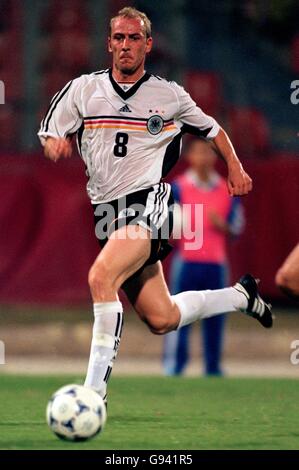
[38,69,220,204]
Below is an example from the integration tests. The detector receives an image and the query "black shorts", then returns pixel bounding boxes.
[92,182,174,273]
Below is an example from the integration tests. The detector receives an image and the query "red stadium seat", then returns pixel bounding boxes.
[0,0,13,31]
[0,0,23,32]
[0,31,22,70]
[108,0,133,17]
[0,31,23,102]
[42,31,92,74]
[0,105,19,150]
[42,0,90,34]
[41,69,74,101]
[268,150,299,160]
[184,71,224,118]
[226,107,271,158]
[0,66,23,101]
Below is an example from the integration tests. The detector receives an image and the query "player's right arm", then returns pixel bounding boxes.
[38,78,83,161]
[172,82,252,196]
[44,137,73,162]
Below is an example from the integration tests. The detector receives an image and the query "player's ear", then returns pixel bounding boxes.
[108,37,112,52]
[146,37,153,54]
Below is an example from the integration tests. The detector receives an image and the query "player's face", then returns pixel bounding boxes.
[108,17,152,78]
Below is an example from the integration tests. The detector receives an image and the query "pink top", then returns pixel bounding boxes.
[175,171,232,263]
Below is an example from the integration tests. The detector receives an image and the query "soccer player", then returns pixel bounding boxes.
[275,243,299,299]
[38,7,273,405]
[163,138,245,376]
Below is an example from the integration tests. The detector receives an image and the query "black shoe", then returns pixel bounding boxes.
[233,274,273,328]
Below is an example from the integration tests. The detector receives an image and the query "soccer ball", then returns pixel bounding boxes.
[46,384,107,441]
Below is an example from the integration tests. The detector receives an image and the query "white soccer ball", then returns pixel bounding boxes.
[46,384,107,441]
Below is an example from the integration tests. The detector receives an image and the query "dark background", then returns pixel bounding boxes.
[0,0,298,305]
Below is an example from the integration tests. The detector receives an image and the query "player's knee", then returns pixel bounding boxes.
[88,260,113,295]
[145,316,174,335]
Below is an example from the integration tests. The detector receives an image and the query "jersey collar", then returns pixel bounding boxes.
[109,68,151,100]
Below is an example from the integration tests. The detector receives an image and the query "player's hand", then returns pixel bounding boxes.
[227,162,252,196]
[44,137,72,162]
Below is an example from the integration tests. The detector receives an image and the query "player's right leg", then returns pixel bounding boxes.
[88,224,151,302]
[84,224,151,400]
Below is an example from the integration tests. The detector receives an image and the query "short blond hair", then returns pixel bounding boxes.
[110,6,152,39]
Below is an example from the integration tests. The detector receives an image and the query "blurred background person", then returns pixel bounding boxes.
[163,138,245,376]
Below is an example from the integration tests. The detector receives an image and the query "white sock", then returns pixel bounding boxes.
[173,287,247,329]
[84,301,123,398]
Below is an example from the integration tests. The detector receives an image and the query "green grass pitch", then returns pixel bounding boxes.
[0,374,298,450]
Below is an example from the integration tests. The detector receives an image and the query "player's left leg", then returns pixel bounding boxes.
[123,262,273,334]
[163,261,227,376]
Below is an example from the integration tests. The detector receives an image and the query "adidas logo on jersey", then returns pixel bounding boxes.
[119,104,132,113]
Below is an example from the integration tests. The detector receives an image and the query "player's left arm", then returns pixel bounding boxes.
[173,82,252,196]
[212,128,252,196]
